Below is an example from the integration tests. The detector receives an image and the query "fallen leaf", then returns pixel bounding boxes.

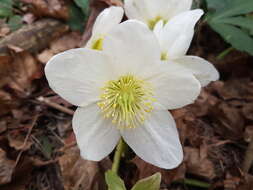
[132,156,185,185]
[0,148,15,185]
[184,146,216,180]
[20,0,69,20]
[59,146,106,190]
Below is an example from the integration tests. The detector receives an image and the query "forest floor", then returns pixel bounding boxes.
[0,0,253,190]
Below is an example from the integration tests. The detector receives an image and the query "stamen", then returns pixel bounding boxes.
[91,37,104,50]
[97,75,156,129]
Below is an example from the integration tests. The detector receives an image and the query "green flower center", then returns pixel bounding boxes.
[148,16,167,30]
[91,37,104,50]
[97,75,156,129]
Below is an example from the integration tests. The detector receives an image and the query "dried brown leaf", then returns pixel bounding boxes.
[59,146,106,190]
[184,146,216,179]
[0,148,15,185]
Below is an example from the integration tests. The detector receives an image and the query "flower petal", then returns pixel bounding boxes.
[121,110,183,169]
[147,63,201,110]
[158,9,203,59]
[174,56,219,87]
[73,104,121,161]
[103,20,161,77]
[125,0,192,22]
[86,6,124,49]
[45,48,114,106]
[93,6,124,35]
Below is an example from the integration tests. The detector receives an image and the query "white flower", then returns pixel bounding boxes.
[124,0,192,29]
[86,6,124,50]
[45,20,201,169]
[153,9,219,87]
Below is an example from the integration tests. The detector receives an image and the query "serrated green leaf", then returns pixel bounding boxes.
[105,170,127,190]
[67,3,86,32]
[207,0,253,19]
[8,15,23,31]
[0,0,13,18]
[73,0,89,15]
[131,173,161,190]
[209,22,253,55]
[206,0,253,55]
[217,16,253,32]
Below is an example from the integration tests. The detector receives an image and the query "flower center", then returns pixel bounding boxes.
[161,52,169,61]
[148,16,167,30]
[97,75,156,129]
[91,37,104,50]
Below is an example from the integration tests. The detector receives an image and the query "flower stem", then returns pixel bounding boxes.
[111,138,125,173]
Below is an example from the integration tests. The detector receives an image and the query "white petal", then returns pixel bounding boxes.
[168,0,192,18]
[121,110,183,169]
[174,56,220,87]
[92,6,124,35]
[158,9,204,59]
[147,63,201,110]
[73,104,121,161]
[45,48,114,106]
[124,0,146,22]
[103,20,161,77]
[124,0,192,22]
[86,6,124,49]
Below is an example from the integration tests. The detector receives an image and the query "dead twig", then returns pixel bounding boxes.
[37,96,74,115]
[14,114,39,167]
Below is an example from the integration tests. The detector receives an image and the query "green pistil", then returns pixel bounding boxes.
[148,16,167,30]
[161,52,169,61]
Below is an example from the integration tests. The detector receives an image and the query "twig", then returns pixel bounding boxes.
[14,114,39,167]
[243,136,253,172]
[37,96,74,115]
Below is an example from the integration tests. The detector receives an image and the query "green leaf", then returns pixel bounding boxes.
[218,16,253,32]
[209,22,253,55]
[105,170,127,190]
[8,15,23,31]
[73,0,89,15]
[131,173,161,190]
[206,0,253,55]
[67,3,86,32]
[39,136,53,159]
[0,0,13,18]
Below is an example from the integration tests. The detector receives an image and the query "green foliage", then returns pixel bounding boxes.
[0,0,23,31]
[105,171,161,190]
[206,0,253,56]
[105,170,127,190]
[8,15,22,31]
[131,173,161,190]
[0,0,13,18]
[68,0,89,32]
[74,0,89,15]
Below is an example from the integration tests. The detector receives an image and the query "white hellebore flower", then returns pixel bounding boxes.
[86,6,124,50]
[45,20,201,169]
[153,9,219,87]
[124,0,219,87]
[124,0,193,29]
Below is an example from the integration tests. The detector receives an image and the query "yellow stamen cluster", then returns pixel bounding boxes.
[148,16,167,30]
[97,75,156,129]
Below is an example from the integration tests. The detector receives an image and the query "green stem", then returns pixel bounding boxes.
[184,178,211,188]
[217,47,234,60]
[111,138,125,173]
